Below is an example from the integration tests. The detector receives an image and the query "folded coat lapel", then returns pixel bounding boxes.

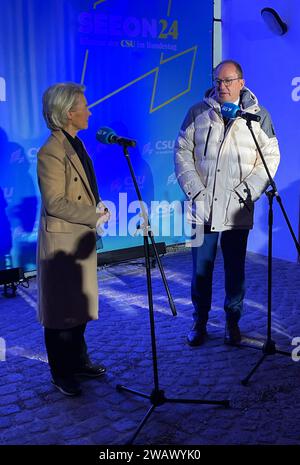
[53,131,96,206]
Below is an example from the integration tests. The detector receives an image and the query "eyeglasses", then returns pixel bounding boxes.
[213,77,241,87]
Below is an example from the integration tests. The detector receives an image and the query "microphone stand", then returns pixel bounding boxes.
[116,144,229,445]
[240,117,300,386]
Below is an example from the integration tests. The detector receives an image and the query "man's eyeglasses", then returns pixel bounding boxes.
[213,77,241,88]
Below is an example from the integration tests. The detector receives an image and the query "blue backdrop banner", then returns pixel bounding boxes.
[0,0,213,271]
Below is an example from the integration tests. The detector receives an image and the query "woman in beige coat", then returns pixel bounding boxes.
[37,82,109,396]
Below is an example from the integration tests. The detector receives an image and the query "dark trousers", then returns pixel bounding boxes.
[44,324,90,379]
[191,228,249,326]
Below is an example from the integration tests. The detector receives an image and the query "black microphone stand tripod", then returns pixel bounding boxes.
[240,117,300,386]
[116,143,229,445]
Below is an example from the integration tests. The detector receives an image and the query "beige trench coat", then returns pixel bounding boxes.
[36,130,100,329]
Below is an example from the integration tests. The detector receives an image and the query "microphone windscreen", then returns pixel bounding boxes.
[221,102,239,119]
[96,126,116,144]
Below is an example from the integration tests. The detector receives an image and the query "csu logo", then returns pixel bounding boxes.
[156,140,175,151]
[0,77,6,102]
[142,140,175,156]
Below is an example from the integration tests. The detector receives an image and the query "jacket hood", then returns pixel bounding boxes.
[204,86,259,112]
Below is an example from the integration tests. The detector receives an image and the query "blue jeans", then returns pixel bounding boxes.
[191,228,249,326]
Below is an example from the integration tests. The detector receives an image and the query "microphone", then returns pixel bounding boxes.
[221,102,261,122]
[96,126,137,147]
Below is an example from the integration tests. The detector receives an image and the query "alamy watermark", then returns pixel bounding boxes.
[99,193,205,247]
[291,77,300,101]
[0,337,6,361]
[291,337,300,362]
[0,76,6,102]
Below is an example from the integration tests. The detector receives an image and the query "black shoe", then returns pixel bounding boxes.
[52,376,82,397]
[224,321,241,345]
[75,363,106,378]
[187,323,208,346]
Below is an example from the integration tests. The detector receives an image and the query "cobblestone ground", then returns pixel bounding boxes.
[0,248,299,445]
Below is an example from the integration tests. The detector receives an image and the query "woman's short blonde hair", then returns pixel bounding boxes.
[42,82,85,130]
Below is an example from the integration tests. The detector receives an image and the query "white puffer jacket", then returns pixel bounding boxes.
[174,87,280,231]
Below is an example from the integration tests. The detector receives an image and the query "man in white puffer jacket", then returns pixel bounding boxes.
[174,60,280,346]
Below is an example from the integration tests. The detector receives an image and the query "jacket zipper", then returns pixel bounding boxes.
[203,125,212,157]
[211,115,235,198]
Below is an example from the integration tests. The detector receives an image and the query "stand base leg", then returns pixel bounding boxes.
[126,404,156,445]
[241,338,292,386]
[241,353,267,386]
[116,384,151,401]
[116,384,230,444]
[166,397,230,407]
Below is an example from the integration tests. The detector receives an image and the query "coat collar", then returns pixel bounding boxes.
[51,130,96,206]
[204,86,260,113]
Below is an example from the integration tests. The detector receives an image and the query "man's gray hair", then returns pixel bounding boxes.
[42,82,85,130]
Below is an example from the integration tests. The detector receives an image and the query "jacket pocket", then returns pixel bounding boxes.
[188,188,212,224]
[225,192,254,227]
[203,125,212,157]
[46,217,73,233]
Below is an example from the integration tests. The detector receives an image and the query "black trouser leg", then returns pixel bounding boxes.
[44,323,89,379]
[75,324,90,369]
